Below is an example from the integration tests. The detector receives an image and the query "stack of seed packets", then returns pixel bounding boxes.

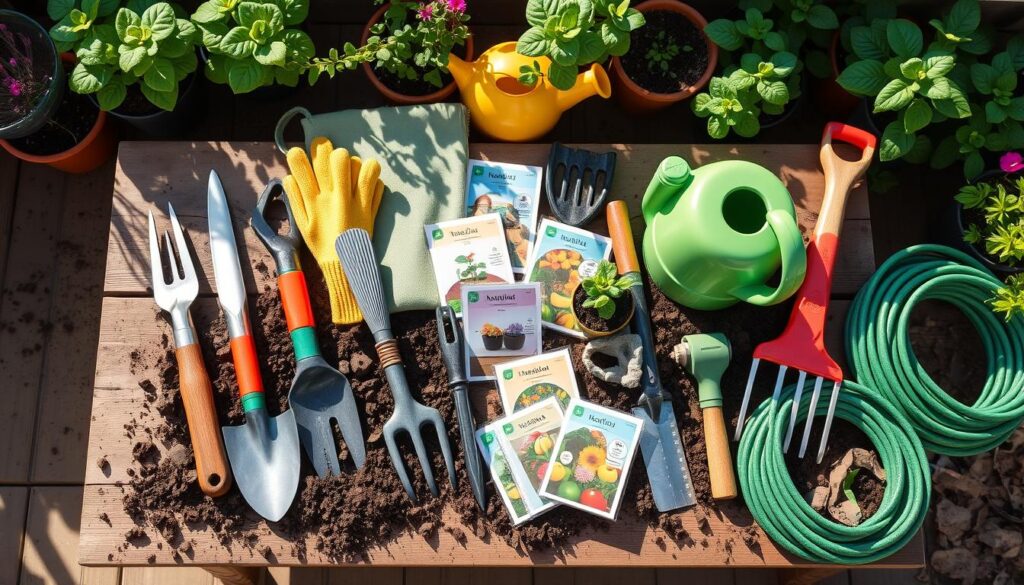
[424,214,514,316]
[525,219,612,338]
[495,348,580,413]
[460,282,542,381]
[477,398,563,524]
[465,159,543,275]
[539,399,644,520]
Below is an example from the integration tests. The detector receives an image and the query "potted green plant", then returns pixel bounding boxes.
[49,0,203,136]
[0,10,114,173]
[608,0,716,112]
[815,0,896,117]
[952,174,1024,275]
[571,260,637,338]
[190,0,315,97]
[503,322,525,350]
[691,50,797,138]
[480,322,503,351]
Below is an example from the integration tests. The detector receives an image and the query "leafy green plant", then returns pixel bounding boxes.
[515,0,645,91]
[49,0,200,111]
[957,176,1024,267]
[692,51,796,139]
[191,0,314,94]
[580,260,639,320]
[991,274,1024,322]
[644,29,689,79]
[455,253,487,281]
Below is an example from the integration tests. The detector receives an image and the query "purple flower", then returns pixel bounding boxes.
[1000,151,1023,174]
[6,77,22,97]
[446,0,467,12]
[416,3,434,20]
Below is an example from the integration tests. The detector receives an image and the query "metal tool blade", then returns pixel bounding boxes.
[207,170,246,323]
[633,401,696,511]
[222,408,301,522]
[290,357,367,475]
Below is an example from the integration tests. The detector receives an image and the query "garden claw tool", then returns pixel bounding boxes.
[251,179,366,477]
[436,305,487,510]
[607,200,695,512]
[733,122,876,464]
[546,142,617,227]
[209,170,300,522]
[335,228,456,501]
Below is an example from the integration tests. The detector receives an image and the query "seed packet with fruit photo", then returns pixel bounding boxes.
[465,159,543,274]
[540,398,643,520]
[424,214,515,317]
[476,425,534,525]
[461,282,543,382]
[495,348,580,415]
[525,219,611,339]
[494,397,564,518]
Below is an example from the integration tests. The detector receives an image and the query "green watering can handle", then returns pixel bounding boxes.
[731,209,807,306]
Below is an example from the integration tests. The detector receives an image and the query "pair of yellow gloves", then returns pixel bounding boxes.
[283,137,384,324]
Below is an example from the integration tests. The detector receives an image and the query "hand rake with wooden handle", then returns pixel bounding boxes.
[733,122,876,464]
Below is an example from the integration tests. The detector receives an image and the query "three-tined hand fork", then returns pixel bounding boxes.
[733,122,876,463]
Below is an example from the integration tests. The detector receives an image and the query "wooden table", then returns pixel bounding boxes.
[79,142,923,583]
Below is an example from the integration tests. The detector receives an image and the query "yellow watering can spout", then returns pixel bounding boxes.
[555,63,612,113]
[446,52,473,93]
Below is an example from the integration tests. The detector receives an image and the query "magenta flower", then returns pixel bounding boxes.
[6,77,22,97]
[416,3,434,20]
[1000,151,1023,174]
[446,0,467,12]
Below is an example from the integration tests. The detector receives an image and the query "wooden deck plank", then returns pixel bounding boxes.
[734,568,779,585]
[848,569,920,585]
[325,567,404,585]
[31,159,117,484]
[407,568,531,585]
[1,487,29,585]
[121,567,215,585]
[0,155,20,288]
[0,163,67,482]
[268,567,327,585]
[654,568,732,585]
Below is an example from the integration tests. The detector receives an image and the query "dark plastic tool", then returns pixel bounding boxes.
[546,142,617,227]
[435,305,487,510]
[251,180,366,477]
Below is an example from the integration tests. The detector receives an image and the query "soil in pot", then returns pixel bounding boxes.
[572,287,632,334]
[6,90,98,156]
[617,10,709,94]
[372,42,469,98]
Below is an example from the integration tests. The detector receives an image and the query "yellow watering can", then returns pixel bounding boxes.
[447,42,612,142]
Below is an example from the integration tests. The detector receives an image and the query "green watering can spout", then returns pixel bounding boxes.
[642,156,693,223]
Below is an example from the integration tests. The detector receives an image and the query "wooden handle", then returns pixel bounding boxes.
[703,406,737,500]
[606,200,639,274]
[175,344,232,497]
[817,122,875,239]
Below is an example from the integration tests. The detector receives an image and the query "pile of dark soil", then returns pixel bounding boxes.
[7,91,98,156]
[123,258,882,561]
[618,10,709,94]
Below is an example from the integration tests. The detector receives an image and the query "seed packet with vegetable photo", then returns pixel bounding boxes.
[465,159,543,274]
[495,348,580,415]
[540,398,643,520]
[424,214,515,317]
[494,397,564,517]
[461,282,542,381]
[526,219,612,338]
[476,425,534,525]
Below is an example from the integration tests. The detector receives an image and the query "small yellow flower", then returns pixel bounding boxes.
[579,446,606,472]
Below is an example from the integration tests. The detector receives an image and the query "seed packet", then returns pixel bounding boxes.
[476,425,533,525]
[539,398,644,520]
[465,159,543,274]
[525,219,612,338]
[424,214,515,316]
[495,348,581,415]
[461,282,543,382]
[493,397,564,518]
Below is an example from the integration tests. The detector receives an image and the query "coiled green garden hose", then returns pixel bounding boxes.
[737,381,930,564]
[846,244,1024,455]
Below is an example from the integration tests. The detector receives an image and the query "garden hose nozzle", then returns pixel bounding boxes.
[673,333,738,500]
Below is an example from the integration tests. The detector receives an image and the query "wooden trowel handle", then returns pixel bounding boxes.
[175,344,232,497]
[703,406,737,500]
[607,201,639,275]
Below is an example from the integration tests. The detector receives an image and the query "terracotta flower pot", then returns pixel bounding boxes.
[609,0,716,113]
[360,3,474,105]
[571,286,635,339]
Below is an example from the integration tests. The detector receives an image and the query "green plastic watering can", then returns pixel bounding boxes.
[641,156,806,311]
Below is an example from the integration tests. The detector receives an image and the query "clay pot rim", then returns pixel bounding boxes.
[571,285,636,339]
[608,0,718,104]
[360,3,474,105]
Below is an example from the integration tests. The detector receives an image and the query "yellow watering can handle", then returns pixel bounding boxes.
[731,209,807,306]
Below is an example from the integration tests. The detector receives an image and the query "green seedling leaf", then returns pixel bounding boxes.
[887,19,922,60]
[837,59,887,96]
[705,19,743,51]
[880,121,914,161]
[805,4,838,30]
[841,468,861,516]
[874,78,916,112]
[903,99,932,133]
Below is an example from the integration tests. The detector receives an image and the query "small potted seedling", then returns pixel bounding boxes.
[480,322,503,350]
[503,322,525,350]
[571,260,637,338]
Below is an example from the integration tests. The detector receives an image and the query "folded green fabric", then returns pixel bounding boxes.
[294,104,469,313]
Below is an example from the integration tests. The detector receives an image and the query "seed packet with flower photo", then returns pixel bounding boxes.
[465,159,543,274]
[476,424,533,525]
[525,219,611,338]
[424,214,515,317]
[494,397,564,517]
[494,348,581,415]
[539,398,643,520]
[461,282,542,382]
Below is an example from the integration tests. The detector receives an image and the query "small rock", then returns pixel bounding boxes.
[350,352,372,376]
[978,520,1023,558]
[932,548,978,583]
[936,499,973,543]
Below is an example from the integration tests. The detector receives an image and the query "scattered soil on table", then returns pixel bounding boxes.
[123,259,884,561]
[6,91,98,156]
[571,287,632,333]
[618,10,709,94]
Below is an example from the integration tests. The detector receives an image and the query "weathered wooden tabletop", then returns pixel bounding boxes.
[79,141,923,570]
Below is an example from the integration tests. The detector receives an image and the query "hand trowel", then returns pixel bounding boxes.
[209,170,300,521]
[607,200,696,512]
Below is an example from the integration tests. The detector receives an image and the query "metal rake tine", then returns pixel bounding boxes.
[770,365,788,402]
[147,211,164,289]
[167,203,196,282]
[798,376,825,458]
[557,165,570,203]
[384,430,417,502]
[816,381,842,464]
[429,410,457,489]
[783,370,807,452]
[162,231,180,282]
[409,426,439,497]
[734,357,760,441]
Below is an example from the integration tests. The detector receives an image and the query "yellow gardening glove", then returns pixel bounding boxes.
[283,136,385,324]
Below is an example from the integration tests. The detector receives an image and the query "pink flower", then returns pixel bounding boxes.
[446,0,467,12]
[6,78,22,97]
[1000,151,1023,174]
[416,3,434,20]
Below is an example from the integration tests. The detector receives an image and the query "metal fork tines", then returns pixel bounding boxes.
[148,203,198,347]
[734,358,841,464]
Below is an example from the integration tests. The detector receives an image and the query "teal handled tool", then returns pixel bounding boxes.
[209,170,300,521]
[251,179,366,477]
[607,200,695,512]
